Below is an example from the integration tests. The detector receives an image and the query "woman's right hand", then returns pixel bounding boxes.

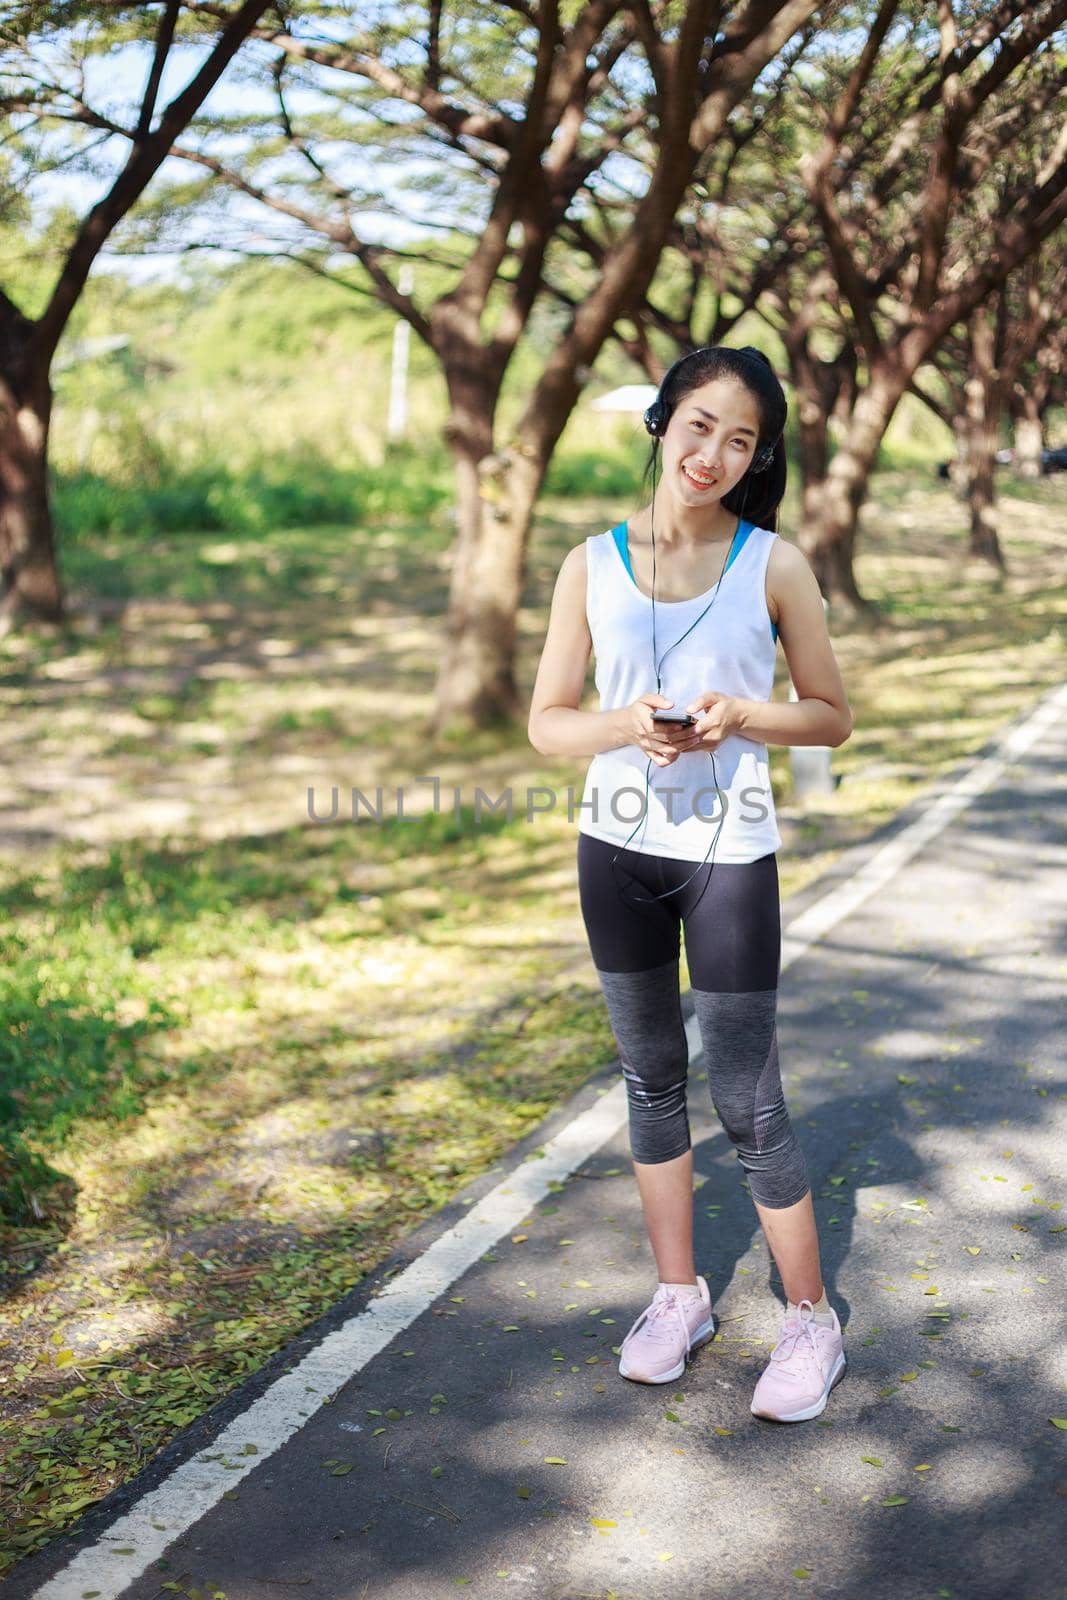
[626,693,684,766]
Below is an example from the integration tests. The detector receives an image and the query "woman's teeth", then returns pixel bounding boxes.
[684,465,716,487]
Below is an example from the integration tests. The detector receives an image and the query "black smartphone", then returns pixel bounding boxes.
[651,709,696,725]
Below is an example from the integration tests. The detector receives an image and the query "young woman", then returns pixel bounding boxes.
[527,345,853,1424]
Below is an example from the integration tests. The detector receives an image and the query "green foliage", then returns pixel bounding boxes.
[53,457,451,540]
[542,449,642,499]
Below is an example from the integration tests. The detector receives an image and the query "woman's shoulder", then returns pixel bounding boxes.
[552,537,592,598]
[764,530,812,577]
[764,532,819,626]
[559,527,616,576]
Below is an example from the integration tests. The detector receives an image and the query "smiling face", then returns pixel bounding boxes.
[662,375,763,506]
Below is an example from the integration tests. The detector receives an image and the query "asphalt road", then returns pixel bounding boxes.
[10,680,1067,1600]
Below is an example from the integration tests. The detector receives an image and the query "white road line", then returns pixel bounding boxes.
[29,676,1067,1600]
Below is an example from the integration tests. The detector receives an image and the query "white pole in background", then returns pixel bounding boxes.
[387,264,414,442]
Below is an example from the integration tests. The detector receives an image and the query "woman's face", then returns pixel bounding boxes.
[662,375,763,508]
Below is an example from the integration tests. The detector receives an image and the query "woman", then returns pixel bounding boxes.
[527,345,853,1423]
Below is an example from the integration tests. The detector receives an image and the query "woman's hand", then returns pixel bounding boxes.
[671,691,744,754]
[625,693,687,767]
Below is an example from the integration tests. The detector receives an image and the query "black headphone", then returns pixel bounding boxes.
[608,345,782,906]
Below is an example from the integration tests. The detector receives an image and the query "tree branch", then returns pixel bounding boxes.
[135,0,180,144]
[34,0,276,363]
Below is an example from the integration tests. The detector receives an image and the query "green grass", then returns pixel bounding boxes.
[53,451,454,547]
[0,463,1065,1571]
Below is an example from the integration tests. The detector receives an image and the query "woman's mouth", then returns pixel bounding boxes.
[682,464,717,489]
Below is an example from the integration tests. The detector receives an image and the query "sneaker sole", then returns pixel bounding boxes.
[749,1350,847,1422]
[618,1312,717,1385]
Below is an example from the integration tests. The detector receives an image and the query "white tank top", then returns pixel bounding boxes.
[577,518,783,864]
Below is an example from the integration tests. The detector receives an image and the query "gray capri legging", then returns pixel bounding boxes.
[577,830,810,1210]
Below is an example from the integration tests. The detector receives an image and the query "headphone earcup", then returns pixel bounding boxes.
[643,402,666,438]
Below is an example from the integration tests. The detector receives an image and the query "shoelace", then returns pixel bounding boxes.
[769,1310,824,1370]
[624,1287,691,1349]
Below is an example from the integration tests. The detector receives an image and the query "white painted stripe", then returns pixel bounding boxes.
[29,676,1067,1600]
[27,1087,629,1600]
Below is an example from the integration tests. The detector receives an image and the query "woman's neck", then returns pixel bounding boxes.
[632,502,741,548]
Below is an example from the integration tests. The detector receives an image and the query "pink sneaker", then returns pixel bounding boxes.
[750,1299,847,1422]
[617,1277,717,1384]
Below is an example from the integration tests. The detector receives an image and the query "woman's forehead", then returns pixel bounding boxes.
[680,375,760,425]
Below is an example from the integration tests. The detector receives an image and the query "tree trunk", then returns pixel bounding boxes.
[794,379,834,592]
[795,373,832,489]
[0,356,64,631]
[434,427,558,737]
[1013,396,1044,480]
[949,411,969,493]
[796,371,901,629]
[432,322,593,731]
[431,330,529,733]
[964,305,1005,569]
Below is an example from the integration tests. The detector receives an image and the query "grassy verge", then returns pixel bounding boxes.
[0,470,1064,1572]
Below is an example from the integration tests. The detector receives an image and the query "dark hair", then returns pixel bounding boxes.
[640,344,788,532]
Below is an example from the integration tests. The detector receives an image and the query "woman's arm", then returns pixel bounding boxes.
[733,539,853,748]
[527,544,632,757]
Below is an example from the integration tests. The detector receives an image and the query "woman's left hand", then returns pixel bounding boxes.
[668,692,744,753]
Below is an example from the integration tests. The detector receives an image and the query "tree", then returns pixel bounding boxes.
[794,0,1067,616]
[686,0,1067,618]
[1007,269,1066,480]
[77,0,827,730]
[0,0,278,630]
[561,2,1067,620]
[910,252,1066,566]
